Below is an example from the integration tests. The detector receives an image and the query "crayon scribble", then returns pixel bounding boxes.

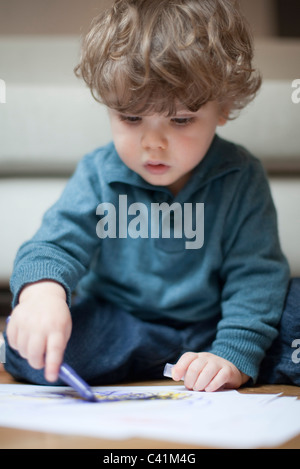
[93,391,190,402]
[4,389,191,404]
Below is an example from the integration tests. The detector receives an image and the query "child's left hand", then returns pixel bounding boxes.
[172,352,250,392]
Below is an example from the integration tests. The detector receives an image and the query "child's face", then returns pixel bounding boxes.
[108,101,227,195]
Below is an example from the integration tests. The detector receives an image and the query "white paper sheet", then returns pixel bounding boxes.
[0,383,300,448]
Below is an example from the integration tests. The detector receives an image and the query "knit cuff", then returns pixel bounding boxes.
[208,328,274,382]
[10,262,73,308]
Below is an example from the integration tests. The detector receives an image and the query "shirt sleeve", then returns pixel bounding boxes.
[209,157,290,382]
[10,154,101,307]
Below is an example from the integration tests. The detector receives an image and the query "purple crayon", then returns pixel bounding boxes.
[58,363,97,402]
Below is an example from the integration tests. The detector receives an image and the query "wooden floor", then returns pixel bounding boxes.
[0,316,7,332]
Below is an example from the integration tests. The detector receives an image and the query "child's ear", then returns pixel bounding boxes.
[217,115,227,127]
[217,105,229,127]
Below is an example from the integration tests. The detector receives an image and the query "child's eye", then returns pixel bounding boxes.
[119,115,142,124]
[171,117,195,126]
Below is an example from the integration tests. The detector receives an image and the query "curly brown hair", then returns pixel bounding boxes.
[75,0,261,119]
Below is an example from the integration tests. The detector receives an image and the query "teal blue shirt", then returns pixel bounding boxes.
[10,135,290,380]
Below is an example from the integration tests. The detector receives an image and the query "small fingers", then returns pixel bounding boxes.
[172,352,198,381]
[5,313,19,350]
[6,313,47,370]
[14,329,28,359]
[45,331,67,382]
[191,362,220,392]
[205,366,234,392]
[174,352,242,392]
[27,333,46,370]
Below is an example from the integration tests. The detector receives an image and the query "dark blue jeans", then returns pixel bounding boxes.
[257,278,300,385]
[4,279,300,387]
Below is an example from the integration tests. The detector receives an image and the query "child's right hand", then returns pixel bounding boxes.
[6,280,72,382]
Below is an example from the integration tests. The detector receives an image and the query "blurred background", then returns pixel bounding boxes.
[0,0,300,319]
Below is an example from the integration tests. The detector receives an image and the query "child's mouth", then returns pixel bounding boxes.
[144,162,170,175]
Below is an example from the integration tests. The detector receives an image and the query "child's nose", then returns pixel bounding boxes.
[141,128,167,151]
